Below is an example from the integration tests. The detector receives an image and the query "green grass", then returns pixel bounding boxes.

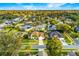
[22,39,38,45]
[19,52,27,56]
[30,49,38,56]
[18,49,38,56]
[0,20,3,24]
[19,39,38,55]
[43,39,47,45]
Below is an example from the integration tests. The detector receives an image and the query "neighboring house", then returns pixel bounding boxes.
[12,17,21,23]
[49,31,63,38]
[0,27,3,30]
[12,19,18,23]
[0,22,10,30]
[35,24,46,31]
[74,26,79,32]
[47,14,52,18]
[4,20,12,25]
[64,19,73,24]
[31,16,36,18]
[4,18,19,25]
[48,25,56,30]
[59,22,63,24]
[20,24,32,31]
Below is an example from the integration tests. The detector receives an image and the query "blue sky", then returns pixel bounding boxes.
[0,3,79,10]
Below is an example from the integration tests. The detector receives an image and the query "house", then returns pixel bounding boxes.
[48,21,56,31]
[0,27,3,30]
[31,16,36,18]
[74,26,79,32]
[48,25,56,30]
[20,24,32,31]
[12,17,21,23]
[4,20,12,25]
[31,31,45,40]
[49,31,63,38]
[35,24,46,31]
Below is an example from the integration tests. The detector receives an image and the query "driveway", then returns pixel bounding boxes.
[38,36,47,56]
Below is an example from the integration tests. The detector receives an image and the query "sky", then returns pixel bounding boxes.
[0,3,79,10]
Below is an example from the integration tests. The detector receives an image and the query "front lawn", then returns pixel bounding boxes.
[19,39,38,56]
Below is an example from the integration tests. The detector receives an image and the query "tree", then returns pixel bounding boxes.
[0,32,23,56]
[63,32,74,45]
[57,24,72,32]
[0,20,3,24]
[47,36,63,56]
[50,19,58,25]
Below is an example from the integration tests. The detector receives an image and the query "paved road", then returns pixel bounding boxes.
[59,38,77,56]
[59,38,68,46]
[32,45,46,49]
[68,51,76,56]
[74,38,79,45]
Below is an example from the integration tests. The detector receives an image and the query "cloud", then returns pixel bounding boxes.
[21,3,66,10]
[47,3,65,8]
[22,5,36,10]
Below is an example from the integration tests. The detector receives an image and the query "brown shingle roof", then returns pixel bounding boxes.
[31,31,45,37]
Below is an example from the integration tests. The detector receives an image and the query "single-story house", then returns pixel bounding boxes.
[49,31,63,38]
[35,24,46,31]
[4,20,12,25]
[31,31,45,40]
[48,25,56,30]
[74,26,79,32]
[20,24,32,31]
